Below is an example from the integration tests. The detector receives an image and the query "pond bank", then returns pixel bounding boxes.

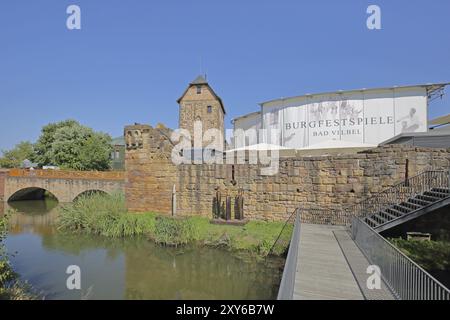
[4,200,284,299]
[57,192,293,258]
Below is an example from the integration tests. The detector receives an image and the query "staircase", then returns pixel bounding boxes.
[297,170,450,231]
[354,169,450,232]
[364,187,450,232]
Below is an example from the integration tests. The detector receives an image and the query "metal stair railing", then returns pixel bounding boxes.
[299,169,450,226]
[352,170,449,221]
[351,216,450,300]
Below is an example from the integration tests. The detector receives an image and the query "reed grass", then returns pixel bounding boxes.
[57,192,292,257]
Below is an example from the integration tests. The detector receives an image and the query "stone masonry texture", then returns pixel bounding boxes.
[124,124,450,222]
[178,83,225,148]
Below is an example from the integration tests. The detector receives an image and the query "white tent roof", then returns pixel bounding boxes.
[298,139,377,150]
[227,143,291,152]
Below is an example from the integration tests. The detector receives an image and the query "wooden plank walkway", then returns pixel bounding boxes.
[293,224,364,300]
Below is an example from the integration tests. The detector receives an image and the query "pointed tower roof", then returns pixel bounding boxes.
[190,75,208,85]
[177,75,226,114]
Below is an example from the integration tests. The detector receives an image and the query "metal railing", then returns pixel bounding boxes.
[351,217,450,300]
[300,169,450,226]
[267,208,297,257]
[277,209,301,300]
[348,170,449,220]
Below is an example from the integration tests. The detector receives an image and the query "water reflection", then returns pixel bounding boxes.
[2,200,283,300]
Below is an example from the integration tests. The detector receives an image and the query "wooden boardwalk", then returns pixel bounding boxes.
[293,224,395,300]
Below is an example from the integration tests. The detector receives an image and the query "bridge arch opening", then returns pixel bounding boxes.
[73,190,109,202]
[8,187,59,203]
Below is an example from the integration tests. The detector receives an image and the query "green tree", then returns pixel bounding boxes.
[0,141,35,168]
[33,119,79,166]
[34,120,113,171]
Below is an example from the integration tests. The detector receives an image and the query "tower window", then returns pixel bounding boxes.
[196,85,202,94]
[207,106,212,113]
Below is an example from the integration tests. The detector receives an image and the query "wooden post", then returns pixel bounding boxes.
[235,188,244,220]
[234,196,240,220]
[226,196,231,221]
[171,184,177,216]
[405,158,409,187]
[216,190,222,219]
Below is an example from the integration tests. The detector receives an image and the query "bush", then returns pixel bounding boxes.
[390,238,450,271]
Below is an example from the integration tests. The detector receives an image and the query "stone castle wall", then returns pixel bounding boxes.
[124,124,450,222]
[124,124,177,213]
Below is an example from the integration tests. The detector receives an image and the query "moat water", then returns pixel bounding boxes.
[2,199,283,300]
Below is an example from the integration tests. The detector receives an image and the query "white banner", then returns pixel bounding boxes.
[261,87,427,148]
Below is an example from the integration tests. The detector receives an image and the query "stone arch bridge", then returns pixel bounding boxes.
[2,169,125,203]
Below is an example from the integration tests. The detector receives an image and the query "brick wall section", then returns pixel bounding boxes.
[124,125,450,221]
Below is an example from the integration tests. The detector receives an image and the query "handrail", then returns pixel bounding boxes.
[300,169,449,226]
[346,169,448,219]
[351,217,450,300]
[277,209,301,300]
[267,208,297,257]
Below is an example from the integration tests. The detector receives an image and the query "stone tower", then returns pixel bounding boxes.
[177,75,226,149]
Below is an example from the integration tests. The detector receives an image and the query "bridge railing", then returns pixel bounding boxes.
[8,168,125,181]
[351,217,450,300]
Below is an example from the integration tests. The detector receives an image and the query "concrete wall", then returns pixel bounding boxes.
[125,124,450,222]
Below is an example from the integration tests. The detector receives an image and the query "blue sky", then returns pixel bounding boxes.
[0,0,449,151]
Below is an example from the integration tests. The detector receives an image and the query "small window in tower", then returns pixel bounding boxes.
[196,85,202,94]
[207,106,212,113]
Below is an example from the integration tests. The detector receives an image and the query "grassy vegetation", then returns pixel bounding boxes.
[389,238,450,271]
[58,192,154,237]
[0,211,36,300]
[57,192,293,257]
